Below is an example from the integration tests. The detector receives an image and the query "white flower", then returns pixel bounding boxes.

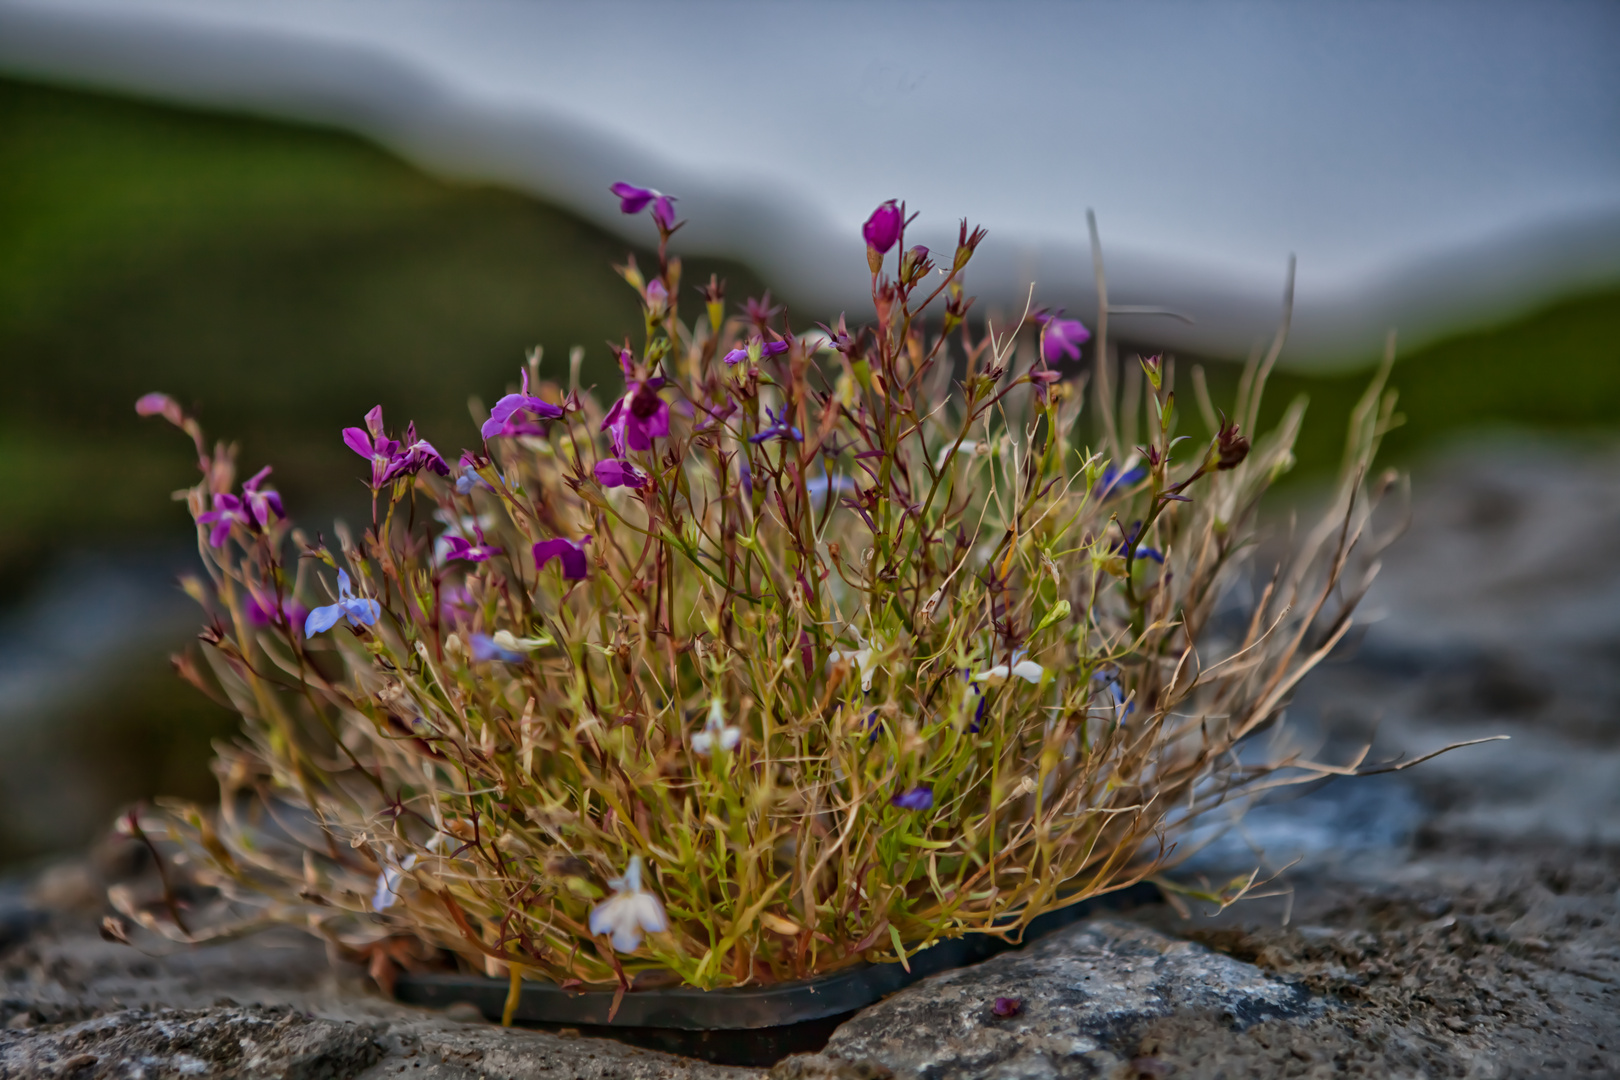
[589,856,668,953]
[826,637,881,692]
[371,846,418,911]
[975,650,1045,687]
[691,698,742,756]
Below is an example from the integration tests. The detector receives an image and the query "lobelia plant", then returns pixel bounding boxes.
[123,187,1435,1004]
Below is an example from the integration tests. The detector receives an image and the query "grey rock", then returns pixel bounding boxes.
[784,919,1313,1080]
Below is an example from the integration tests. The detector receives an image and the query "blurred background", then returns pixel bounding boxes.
[0,0,1617,867]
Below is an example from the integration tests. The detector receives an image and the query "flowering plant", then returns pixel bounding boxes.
[125,190,1407,998]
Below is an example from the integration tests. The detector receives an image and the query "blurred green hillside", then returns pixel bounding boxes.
[2,71,1619,580]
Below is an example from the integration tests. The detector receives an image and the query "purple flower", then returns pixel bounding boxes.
[343,406,402,489]
[610,182,658,214]
[992,997,1023,1018]
[644,279,669,314]
[595,459,650,490]
[469,633,524,664]
[197,492,250,548]
[482,369,564,440]
[397,423,450,477]
[749,406,802,445]
[722,337,791,367]
[304,569,381,636]
[1036,312,1091,364]
[441,532,503,563]
[651,195,677,231]
[1097,462,1147,500]
[602,379,670,455]
[863,200,902,254]
[533,536,591,580]
[240,466,284,528]
[440,584,477,623]
[891,785,934,811]
[245,589,306,630]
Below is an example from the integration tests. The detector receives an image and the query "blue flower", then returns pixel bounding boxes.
[470,633,525,664]
[1112,521,1164,564]
[806,473,855,505]
[1097,462,1147,500]
[891,785,934,811]
[303,569,381,636]
[749,406,803,445]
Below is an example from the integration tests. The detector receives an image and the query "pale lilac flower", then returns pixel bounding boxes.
[470,632,524,664]
[482,369,564,440]
[690,698,741,756]
[439,585,476,623]
[1035,311,1091,364]
[533,536,591,580]
[594,459,649,490]
[372,847,418,911]
[891,785,933,811]
[644,279,669,314]
[863,200,902,254]
[602,379,669,455]
[304,569,382,636]
[455,450,494,494]
[240,466,284,528]
[589,856,668,953]
[806,474,855,505]
[134,392,184,425]
[197,492,250,548]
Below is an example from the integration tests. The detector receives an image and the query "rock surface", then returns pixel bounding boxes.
[782,918,1314,1079]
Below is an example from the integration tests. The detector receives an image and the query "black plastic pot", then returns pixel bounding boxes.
[394,883,1160,1066]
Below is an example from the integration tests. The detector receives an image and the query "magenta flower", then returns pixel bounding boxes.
[1036,312,1092,364]
[595,459,650,490]
[644,279,669,314]
[197,492,250,548]
[863,200,902,254]
[238,466,284,528]
[534,536,591,580]
[397,423,450,477]
[304,569,381,636]
[610,182,675,230]
[891,785,934,811]
[610,182,658,214]
[343,406,402,489]
[482,369,565,440]
[602,378,669,455]
[442,533,503,563]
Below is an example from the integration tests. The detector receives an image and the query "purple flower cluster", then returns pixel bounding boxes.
[722,337,790,367]
[343,406,449,489]
[197,466,284,548]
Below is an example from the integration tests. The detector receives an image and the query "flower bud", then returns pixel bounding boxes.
[1216,417,1251,470]
[862,200,902,255]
